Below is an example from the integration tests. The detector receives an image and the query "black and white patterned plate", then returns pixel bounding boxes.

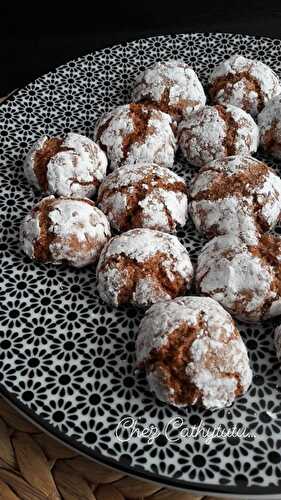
[1,33,281,499]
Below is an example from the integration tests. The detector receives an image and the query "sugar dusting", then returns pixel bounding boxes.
[96,228,193,307]
[132,60,206,117]
[178,104,259,168]
[47,133,107,197]
[190,155,281,238]
[209,54,281,116]
[20,196,111,267]
[94,104,176,171]
[136,296,252,409]
[98,162,188,233]
[258,95,281,159]
[24,133,107,198]
[20,210,41,259]
[196,233,281,321]
[23,136,49,191]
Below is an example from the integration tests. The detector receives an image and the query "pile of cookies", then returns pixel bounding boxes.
[20,55,281,411]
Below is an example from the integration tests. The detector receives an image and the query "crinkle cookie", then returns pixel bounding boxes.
[190,155,281,239]
[136,296,252,409]
[132,60,206,122]
[178,104,259,168]
[98,162,188,233]
[24,132,107,198]
[96,228,193,308]
[196,232,281,322]
[209,54,281,116]
[20,196,110,268]
[94,103,176,170]
[258,95,281,160]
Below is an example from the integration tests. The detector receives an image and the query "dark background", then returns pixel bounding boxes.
[1,1,281,96]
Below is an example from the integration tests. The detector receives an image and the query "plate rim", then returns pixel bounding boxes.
[2,31,281,498]
[1,385,281,499]
[3,29,281,108]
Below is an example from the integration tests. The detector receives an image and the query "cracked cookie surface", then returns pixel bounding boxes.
[94,103,176,171]
[209,54,281,117]
[132,60,206,122]
[258,94,281,160]
[98,162,188,233]
[136,296,252,409]
[24,133,107,198]
[178,104,259,168]
[20,196,111,267]
[190,155,281,239]
[96,228,193,308]
[196,232,281,322]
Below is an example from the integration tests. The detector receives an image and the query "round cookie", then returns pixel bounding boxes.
[190,155,281,239]
[178,104,259,168]
[196,232,281,322]
[97,162,188,233]
[94,103,176,171]
[96,228,193,308]
[209,54,281,117]
[258,95,281,159]
[131,60,206,122]
[20,196,111,268]
[23,132,107,198]
[136,296,252,409]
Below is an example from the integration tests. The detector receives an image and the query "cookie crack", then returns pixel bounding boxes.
[216,105,239,156]
[101,251,186,305]
[209,69,265,112]
[191,162,268,202]
[33,198,56,262]
[121,104,155,162]
[34,137,71,191]
[249,235,281,316]
[98,172,186,230]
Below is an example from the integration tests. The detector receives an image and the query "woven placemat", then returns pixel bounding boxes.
[0,397,230,500]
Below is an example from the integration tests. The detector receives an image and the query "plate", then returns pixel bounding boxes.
[1,32,281,499]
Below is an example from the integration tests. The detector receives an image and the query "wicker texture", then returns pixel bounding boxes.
[0,398,231,500]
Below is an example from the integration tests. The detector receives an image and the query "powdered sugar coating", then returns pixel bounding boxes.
[96,228,193,308]
[196,233,281,322]
[136,296,252,409]
[178,104,259,168]
[209,54,281,116]
[98,162,188,233]
[24,133,108,198]
[20,208,41,260]
[94,104,176,171]
[24,136,48,190]
[258,95,281,159]
[132,60,206,121]
[190,155,281,239]
[20,196,111,268]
